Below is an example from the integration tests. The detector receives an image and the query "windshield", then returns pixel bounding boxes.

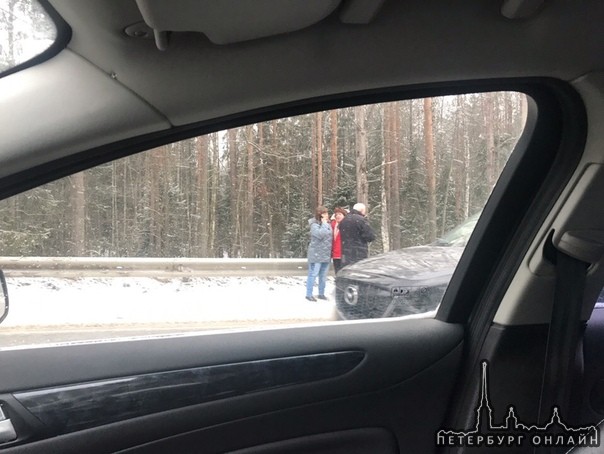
[434,213,481,247]
[0,0,56,74]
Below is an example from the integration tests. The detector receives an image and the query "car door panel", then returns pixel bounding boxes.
[223,428,398,454]
[0,318,463,453]
[12,351,367,434]
[115,352,461,454]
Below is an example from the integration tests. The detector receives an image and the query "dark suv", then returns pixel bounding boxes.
[335,214,479,320]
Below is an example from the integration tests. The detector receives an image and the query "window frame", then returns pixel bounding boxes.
[0,79,586,328]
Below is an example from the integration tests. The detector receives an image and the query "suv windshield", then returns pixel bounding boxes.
[434,213,480,247]
[0,0,56,73]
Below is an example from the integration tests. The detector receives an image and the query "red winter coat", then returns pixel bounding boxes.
[331,219,342,259]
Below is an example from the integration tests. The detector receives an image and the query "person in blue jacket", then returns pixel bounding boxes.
[305,206,332,301]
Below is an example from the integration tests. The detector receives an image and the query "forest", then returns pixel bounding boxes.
[0,92,527,258]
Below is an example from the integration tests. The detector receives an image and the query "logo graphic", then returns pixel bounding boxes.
[436,361,600,449]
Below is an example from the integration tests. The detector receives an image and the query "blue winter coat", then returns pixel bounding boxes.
[307,218,332,263]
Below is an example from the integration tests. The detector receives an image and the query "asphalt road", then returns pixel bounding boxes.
[0,318,336,348]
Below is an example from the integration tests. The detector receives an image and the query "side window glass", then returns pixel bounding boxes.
[0,0,57,74]
[0,92,527,348]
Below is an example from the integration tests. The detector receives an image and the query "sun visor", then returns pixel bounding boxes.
[135,0,341,49]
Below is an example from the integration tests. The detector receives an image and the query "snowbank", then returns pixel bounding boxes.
[2,276,336,328]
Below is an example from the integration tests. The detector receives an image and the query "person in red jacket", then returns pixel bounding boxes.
[330,207,347,274]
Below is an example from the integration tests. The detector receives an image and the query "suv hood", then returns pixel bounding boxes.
[339,245,464,281]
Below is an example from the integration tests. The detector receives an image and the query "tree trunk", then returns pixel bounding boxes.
[381,108,390,252]
[441,107,460,236]
[402,99,414,217]
[111,161,118,253]
[423,97,437,242]
[246,125,255,257]
[122,160,129,255]
[266,122,275,257]
[196,135,209,256]
[382,104,392,250]
[310,117,317,208]
[390,103,401,249]
[463,111,471,220]
[355,105,369,204]
[316,112,323,206]
[484,93,496,188]
[209,133,220,255]
[228,129,238,257]
[71,172,86,256]
[257,123,273,257]
[330,110,338,192]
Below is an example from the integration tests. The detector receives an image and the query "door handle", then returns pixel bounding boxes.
[0,405,17,443]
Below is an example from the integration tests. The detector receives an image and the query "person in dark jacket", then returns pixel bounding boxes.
[305,206,332,301]
[339,203,376,267]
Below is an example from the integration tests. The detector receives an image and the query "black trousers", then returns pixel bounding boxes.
[333,258,342,274]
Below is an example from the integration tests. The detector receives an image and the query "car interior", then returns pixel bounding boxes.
[0,0,603,453]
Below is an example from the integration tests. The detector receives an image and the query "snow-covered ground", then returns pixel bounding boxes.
[2,276,337,328]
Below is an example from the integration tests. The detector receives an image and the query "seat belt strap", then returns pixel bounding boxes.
[539,245,588,423]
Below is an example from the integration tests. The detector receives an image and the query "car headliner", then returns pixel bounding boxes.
[1,0,602,177]
[0,0,604,326]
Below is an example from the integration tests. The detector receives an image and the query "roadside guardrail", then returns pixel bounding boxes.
[0,257,313,278]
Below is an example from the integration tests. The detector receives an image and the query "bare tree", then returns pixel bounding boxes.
[316,112,323,206]
[423,98,437,241]
[196,135,209,256]
[70,172,86,255]
[355,105,369,204]
[381,107,390,252]
[228,129,240,257]
[245,125,255,257]
[484,92,496,188]
[330,110,338,192]
[209,133,220,255]
[390,103,401,249]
